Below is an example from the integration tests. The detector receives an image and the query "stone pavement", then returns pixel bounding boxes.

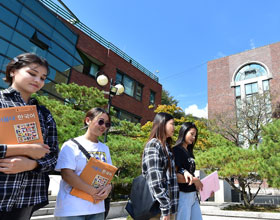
[108,202,280,220]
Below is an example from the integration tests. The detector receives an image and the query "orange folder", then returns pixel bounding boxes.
[70,157,118,203]
[0,105,43,144]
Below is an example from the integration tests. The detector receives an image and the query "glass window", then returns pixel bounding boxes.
[74,50,83,63]
[116,71,143,100]
[1,0,22,15]
[263,80,269,91]
[0,72,8,89]
[235,63,267,82]
[89,63,99,78]
[11,31,47,57]
[135,84,143,101]
[23,0,56,25]
[0,22,14,41]
[52,30,76,55]
[123,75,135,97]
[49,42,74,66]
[116,72,123,84]
[235,86,241,97]
[46,53,70,73]
[0,38,9,56]
[16,19,35,38]
[42,80,62,98]
[0,55,4,72]
[245,82,258,95]
[116,109,141,123]
[30,31,51,50]
[55,20,77,45]
[20,7,53,36]
[0,5,18,28]
[47,67,68,84]
[150,91,155,105]
[0,57,10,73]
[6,44,24,59]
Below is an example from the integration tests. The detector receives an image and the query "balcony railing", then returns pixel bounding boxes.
[39,0,159,82]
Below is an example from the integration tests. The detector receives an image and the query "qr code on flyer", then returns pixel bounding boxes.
[14,122,39,143]
[92,175,109,188]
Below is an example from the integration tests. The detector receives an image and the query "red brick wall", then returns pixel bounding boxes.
[208,42,280,119]
[63,21,162,124]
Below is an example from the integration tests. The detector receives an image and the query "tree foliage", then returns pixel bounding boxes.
[55,83,108,111]
[205,93,275,206]
[35,83,108,146]
[210,93,272,147]
[107,135,144,199]
[258,119,280,188]
[161,89,178,106]
[196,134,262,207]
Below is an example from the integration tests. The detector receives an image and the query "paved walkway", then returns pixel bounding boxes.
[108,203,280,220]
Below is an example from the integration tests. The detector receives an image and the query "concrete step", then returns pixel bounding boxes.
[44,201,56,208]
[48,195,56,201]
[32,207,54,216]
[31,215,54,220]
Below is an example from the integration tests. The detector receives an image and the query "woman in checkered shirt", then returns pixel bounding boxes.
[0,53,59,220]
[142,112,179,220]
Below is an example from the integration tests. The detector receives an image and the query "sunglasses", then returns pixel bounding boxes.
[98,119,111,128]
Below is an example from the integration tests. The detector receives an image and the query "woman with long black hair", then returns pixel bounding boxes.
[142,112,179,220]
[173,122,203,220]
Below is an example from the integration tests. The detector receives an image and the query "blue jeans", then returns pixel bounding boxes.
[176,191,202,220]
[56,212,104,220]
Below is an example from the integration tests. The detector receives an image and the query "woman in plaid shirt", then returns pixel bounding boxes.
[142,112,179,220]
[0,53,58,220]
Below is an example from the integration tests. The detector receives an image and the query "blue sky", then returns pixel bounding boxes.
[54,0,280,118]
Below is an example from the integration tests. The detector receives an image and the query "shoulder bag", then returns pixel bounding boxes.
[125,174,160,220]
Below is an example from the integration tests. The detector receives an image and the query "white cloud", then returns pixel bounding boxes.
[250,39,255,49]
[217,51,226,58]
[184,104,208,119]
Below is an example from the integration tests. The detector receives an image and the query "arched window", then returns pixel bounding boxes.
[232,63,272,100]
[231,62,272,147]
[234,63,267,82]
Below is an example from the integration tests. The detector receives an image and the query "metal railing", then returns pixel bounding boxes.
[39,0,159,82]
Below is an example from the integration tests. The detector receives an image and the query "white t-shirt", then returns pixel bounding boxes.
[54,135,112,217]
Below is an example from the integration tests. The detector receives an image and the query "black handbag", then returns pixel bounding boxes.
[71,138,111,220]
[125,175,160,220]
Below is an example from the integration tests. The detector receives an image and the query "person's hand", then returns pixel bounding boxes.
[210,191,215,197]
[183,170,193,185]
[162,215,170,220]
[95,184,112,201]
[193,178,203,191]
[90,184,112,203]
[0,156,38,174]
[25,143,50,159]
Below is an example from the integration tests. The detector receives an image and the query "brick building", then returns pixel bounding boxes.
[0,0,161,124]
[208,42,280,120]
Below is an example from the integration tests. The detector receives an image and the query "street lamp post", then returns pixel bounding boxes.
[96,74,124,142]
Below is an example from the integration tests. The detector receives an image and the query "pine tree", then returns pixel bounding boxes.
[258,119,280,188]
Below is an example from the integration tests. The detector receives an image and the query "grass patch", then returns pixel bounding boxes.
[223,204,280,213]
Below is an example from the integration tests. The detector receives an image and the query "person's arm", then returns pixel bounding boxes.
[0,143,49,159]
[0,156,38,174]
[143,140,171,217]
[61,168,104,200]
[32,108,59,173]
[6,143,50,158]
[193,177,203,191]
[176,170,193,185]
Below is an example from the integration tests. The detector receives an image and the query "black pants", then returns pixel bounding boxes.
[0,206,34,220]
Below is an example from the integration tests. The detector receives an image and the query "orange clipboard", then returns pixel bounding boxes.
[0,105,43,144]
